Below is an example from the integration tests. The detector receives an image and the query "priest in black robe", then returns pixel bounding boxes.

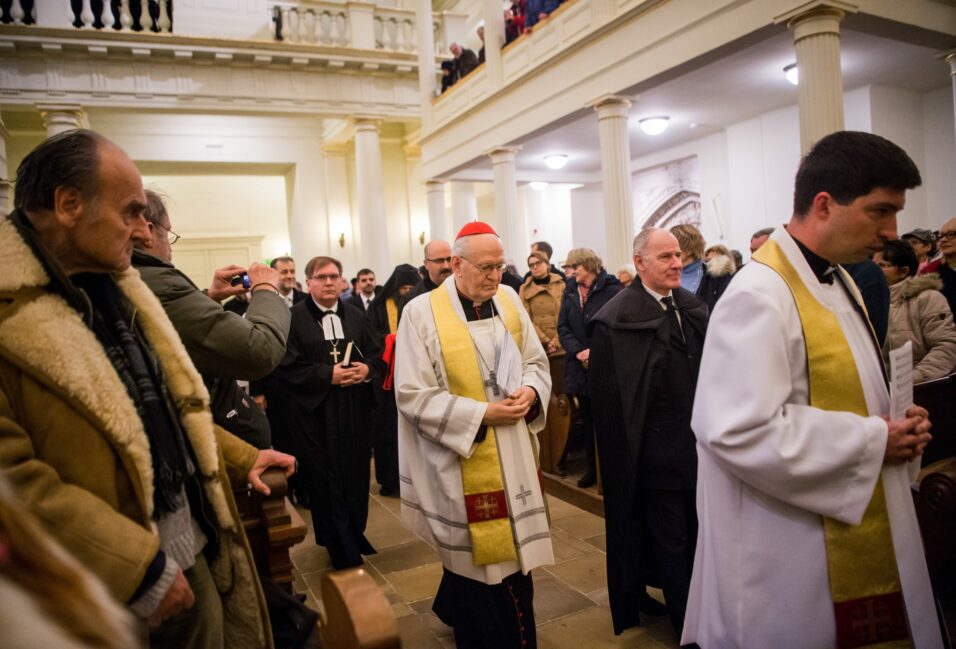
[588,229,708,637]
[275,255,385,569]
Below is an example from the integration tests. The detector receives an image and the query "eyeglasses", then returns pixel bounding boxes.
[426,256,452,264]
[151,221,181,245]
[529,260,544,268]
[940,231,956,241]
[462,257,506,275]
[310,273,341,283]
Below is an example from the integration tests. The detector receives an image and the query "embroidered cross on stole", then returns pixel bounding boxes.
[429,284,523,566]
[754,240,910,649]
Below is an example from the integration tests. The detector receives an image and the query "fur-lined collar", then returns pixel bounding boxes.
[0,214,233,531]
[890,274,944,302]
[705,254,736,278]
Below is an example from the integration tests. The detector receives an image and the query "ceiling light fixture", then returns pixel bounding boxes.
[784,63,798,86]
[638,116,669,136]
[529,181,548,191]
[544,154,568,170]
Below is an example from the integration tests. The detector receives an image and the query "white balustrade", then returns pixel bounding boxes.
[275,2,349,47]
[69,0,173,32]
[9,0,25,24]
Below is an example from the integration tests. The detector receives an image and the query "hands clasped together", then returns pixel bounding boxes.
[883,405,932,465]
[482,386,537,426]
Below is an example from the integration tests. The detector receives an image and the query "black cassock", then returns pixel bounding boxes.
[276,297,385,569]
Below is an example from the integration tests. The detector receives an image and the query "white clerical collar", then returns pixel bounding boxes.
[312,297,339,314]
[642,283,672,309]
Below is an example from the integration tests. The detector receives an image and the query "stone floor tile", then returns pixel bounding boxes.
[585,532,607,552]
[543,552,608,594]
[390,601,415,619]
[386,561,445,603]
[397,613,446,649]
[367,540,440,575]
[532,572,595,624]
[364,516,419,550]
[585,586,610,608]
[549,531,589,563]
[552,510,607,540]
[409,597,434,615]
[551,526,602,555]
[372,491,403,517]
[536,606,662,649]
[419,611,454,639]
[546,494,583,521]
[290,543,333,574]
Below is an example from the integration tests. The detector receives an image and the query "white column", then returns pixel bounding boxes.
[322,143,354,268]
[589,95,633,272]
[352,117,390,272]
[785,5,848,153]
[450,180,478,233]
[948,51,956,151]
[426,180,448,242]
[486,146,521,262]
[404,143,428,260]
[0,114,10,216]
[415,0,437,128]
[36,103,85,138]
[481,0,504,85]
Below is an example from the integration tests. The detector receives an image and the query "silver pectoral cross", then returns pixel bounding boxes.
[329,344,341,364]
[484,371,499,396]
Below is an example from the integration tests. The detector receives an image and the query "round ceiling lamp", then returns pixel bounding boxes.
[784,63,799,86]
[544,154,568,170]
[638,116,670,136]
[529,181,548,191]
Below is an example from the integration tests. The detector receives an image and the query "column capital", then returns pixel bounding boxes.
[349,115,386,132]
[484,145,520,163]
[774,1,857,35]
[403,143,422,159]
[944,49,956,74]
[587,94,632,119]
[36,103,86,137]
[425,179,446,189]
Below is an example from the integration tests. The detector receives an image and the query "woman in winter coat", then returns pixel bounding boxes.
[557,248,623,487]
[519,250,565,356]
[875,240,956,383]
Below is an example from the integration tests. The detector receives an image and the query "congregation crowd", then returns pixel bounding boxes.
[0,126,952,649]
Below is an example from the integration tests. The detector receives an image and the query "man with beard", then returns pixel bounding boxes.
[274,256,385,569]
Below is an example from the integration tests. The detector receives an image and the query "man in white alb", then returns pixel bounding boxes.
[682,131,942,649]
[395,221,553,649]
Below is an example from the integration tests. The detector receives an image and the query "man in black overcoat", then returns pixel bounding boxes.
[588,228,708,637]
[275,255,385,569]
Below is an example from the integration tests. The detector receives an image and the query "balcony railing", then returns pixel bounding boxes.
[271,1,462,55]
[1,0,172,31]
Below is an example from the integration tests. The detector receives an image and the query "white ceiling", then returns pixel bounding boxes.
[454,27,952,180]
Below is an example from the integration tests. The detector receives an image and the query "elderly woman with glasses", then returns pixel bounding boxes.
[557,248,622,487]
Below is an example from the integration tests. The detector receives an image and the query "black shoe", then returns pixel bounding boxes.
[379,485,397,497]
[577,471,597,488]
[639,592,668,616]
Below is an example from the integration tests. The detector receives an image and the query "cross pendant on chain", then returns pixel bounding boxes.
[329,345,341,364]
[484,371,499,396]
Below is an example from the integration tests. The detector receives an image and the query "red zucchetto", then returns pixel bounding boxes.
[455,221,498,240]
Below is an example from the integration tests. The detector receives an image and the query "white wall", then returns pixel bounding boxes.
[569,185,607,263]
[518,184,575,267]
[921,85,956,229]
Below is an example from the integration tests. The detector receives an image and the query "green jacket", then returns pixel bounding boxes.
[132,250,290,381]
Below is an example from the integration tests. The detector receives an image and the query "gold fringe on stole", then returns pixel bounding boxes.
[754,240,910,648]
[386,298,399,335]
[429,286,522,565]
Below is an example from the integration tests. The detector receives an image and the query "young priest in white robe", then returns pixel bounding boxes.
[682,131,942,649]
[395,222,553,649]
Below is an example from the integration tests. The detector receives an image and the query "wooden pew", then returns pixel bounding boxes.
[914,372,956,466]
[319,568,401,649]
[233,467,308,589]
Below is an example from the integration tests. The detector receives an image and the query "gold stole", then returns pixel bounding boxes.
[386,298,399,335]
[429,285,523,565]
[754,240,910,649]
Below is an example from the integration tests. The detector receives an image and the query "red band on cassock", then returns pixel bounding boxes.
[833,591,908,648]
[464,490,510,523]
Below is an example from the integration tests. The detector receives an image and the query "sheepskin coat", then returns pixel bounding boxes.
[0,213,272,649]
[884,274,956,384]
[519,272,566,353]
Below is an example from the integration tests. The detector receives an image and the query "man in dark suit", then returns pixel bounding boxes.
[271,256,309,307]
[347,268,381,311]
[588,228,708,637]
[274,256,385,569]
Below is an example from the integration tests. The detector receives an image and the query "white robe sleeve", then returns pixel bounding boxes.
[395,300,488,458]
[691,279,888,526]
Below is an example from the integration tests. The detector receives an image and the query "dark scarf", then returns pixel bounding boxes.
[71,273,195,516]
[532,275,551,286]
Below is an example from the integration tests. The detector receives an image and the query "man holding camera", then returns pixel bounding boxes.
[132,189,291,448]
